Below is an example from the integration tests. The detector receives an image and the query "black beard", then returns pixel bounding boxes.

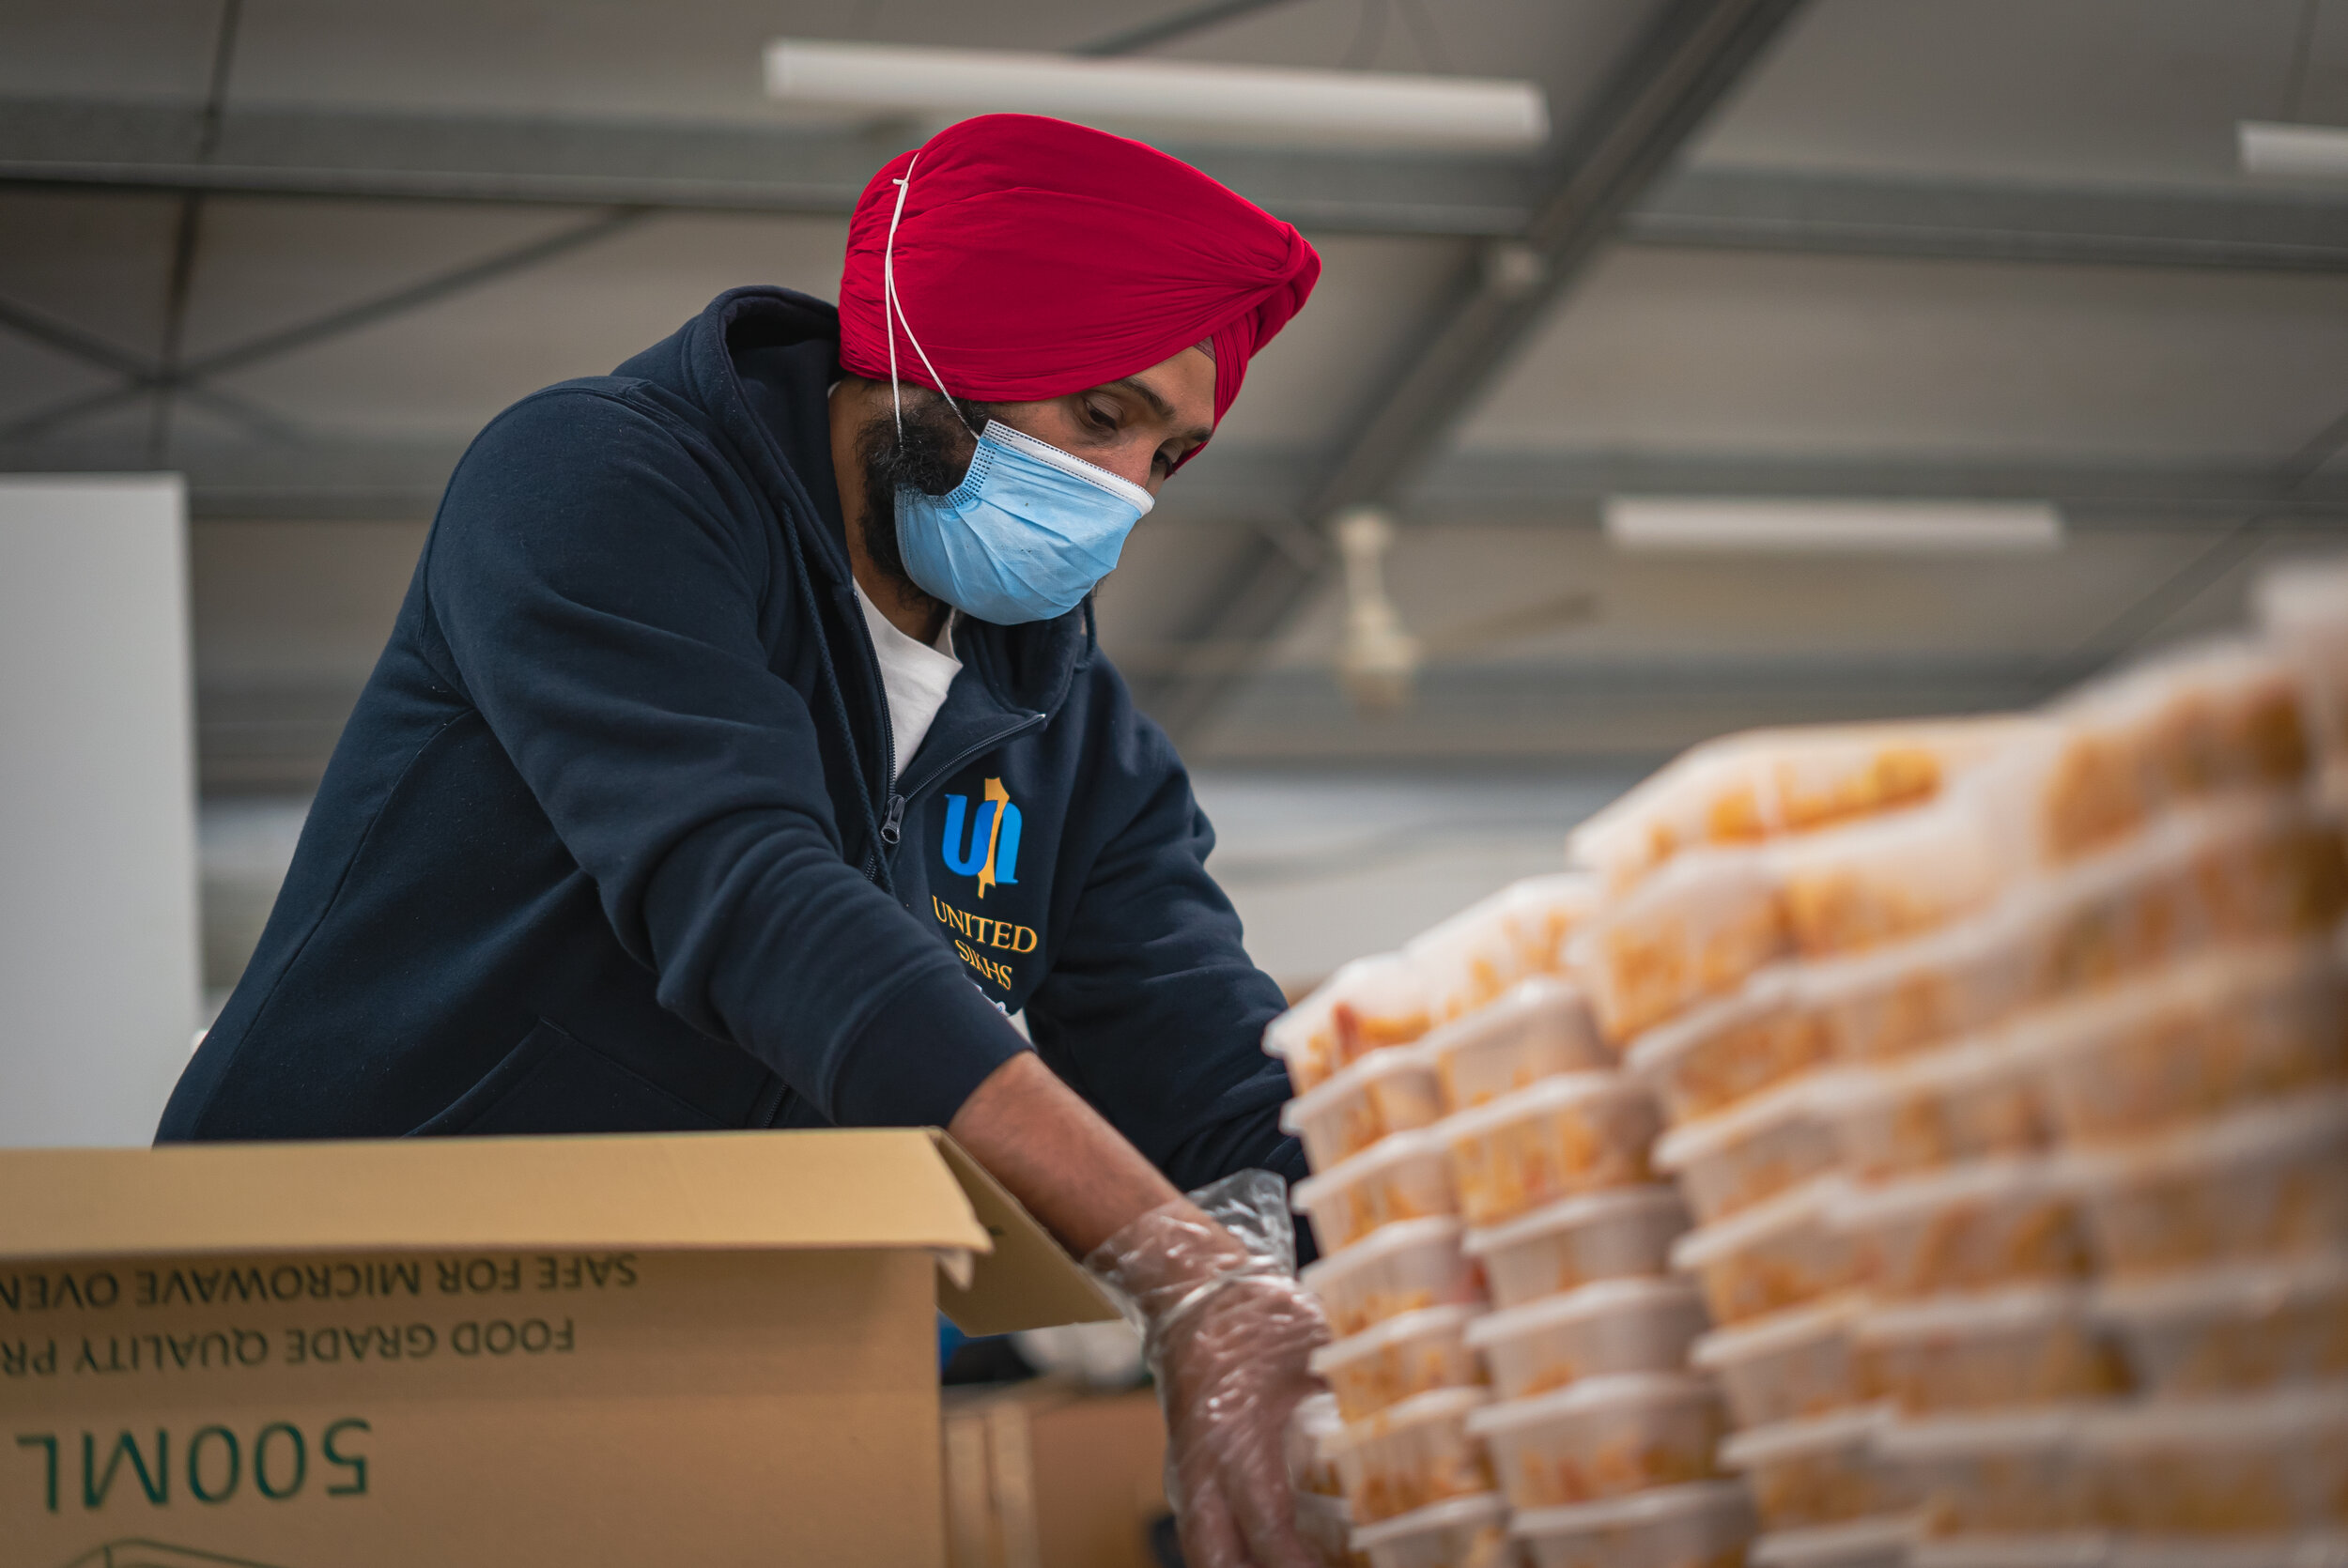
[854,392,998,604]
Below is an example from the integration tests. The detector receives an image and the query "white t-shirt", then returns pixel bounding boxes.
[853,579,960,782]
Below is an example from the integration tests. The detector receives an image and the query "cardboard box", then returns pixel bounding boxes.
[942,1383,1167,1568]
[0,1130,1117,1567]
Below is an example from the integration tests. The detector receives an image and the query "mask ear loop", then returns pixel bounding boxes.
[882,152,978,441]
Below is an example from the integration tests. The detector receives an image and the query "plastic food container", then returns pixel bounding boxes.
[1572,849,1789,1043]
[1748,1515,1921,1568]
[1464,1277,1710,1401]
[2187,796,2348,949]
[1412,874,1601,1028]
[1313,1304,1491,1422]
[2017,939,2348,1148]
[1295,1130,1460,1253]
[1439,1074,1662,1228]
[1626,973,1834,1127]
[1287,1046,1450,1174]
[2080,1387,2348,1536]
[2066,1088,2348,1278]
[1800,904,2034,1065]
[1773,798,2012,961]
[2092,1250,2348,1394]
[1271,954,1438,1095]
[1425,977,1614,1114]
[1905,1535,2109,1568]
[1463,1187,1691,1309]
[1347,1493,1511,1568]
[1565,741,1779,897]
[1305,1216,1486,1339]
[1465,1372,1728,1511]
[1296,1489,1366,1568]
[1690,1298,1865,1430]
[1512,1481,1757,1568]
[1720,1405,1906,1530]
[1875,1407,2092,1536]
[1851,1285,2127,1413]
[1656,1073,1843,1224]
[1817,1038,2049,1182]
[1831,1157,2090,1299]
[1671,1177,1857,1327]
[1292,1392,1349,1498]
[1322,1387,1497,1525]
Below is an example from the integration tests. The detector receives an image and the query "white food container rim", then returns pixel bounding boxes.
[1417,975,1589,1056]
[1344,1491,1508,1552]
[1262,951,1425,1062]
[1689,1295,1860,1369]
[1433,1069,1647,1142]
[1622,973,1794,1080]
[1508,1478,1753,1539]
[1654,1068,1840,1171]
[1787,894,2023,1007]
[2060,1084,2348,1185]
[1719,1402,1895,1469]
[1461,1274,1702,1348]
[2077,1381,2348,1450]
[2102,1536,2309,1568]
[1291,1390,1343,1438]
[1905,1531,2112,1568]
[1852,1282,2089,1343]
[1749,1513,1926,1568]
[1825,1154,2061,1229]
[1670,1174,1847,1271]
[1279,1038,1436,1132]
[1307,1302,1484,1376]
[1872,1404,2081,1458]
[1299,1214,1464,1290]
[1290,1487,1352,1524]
[1290,1126,1445,1214]
[1807,1032,2030,1114]
[1461,1183,1686,1256]
[2090,1247,2348,1321]
[1315,1385,1491,1457]
[1460,1370,1716,1437]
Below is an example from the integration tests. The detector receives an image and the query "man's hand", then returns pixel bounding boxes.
[949,1056,1329,1567]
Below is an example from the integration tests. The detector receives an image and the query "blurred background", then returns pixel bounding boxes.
[5,0,2347,1018]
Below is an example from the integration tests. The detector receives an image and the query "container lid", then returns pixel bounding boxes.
[1808,1035,2025,1117]
[1719,1403,1893,1469]
[1623,975,1792,1081]
[1419,976,1591,1058]
[1461,1371,1716,1437]
[1290,1128,1444,1214]
[1509,1479,1754,1540]
[1749,1514,1924,1568]
[1670,1175,1846,1272]
[1462,1275,1701,1349]
[1873,1406,2078,1459]
[1300,1215,1463,1293]
[1433,1070,1646,1143]
[1291,1487,1352,1525]
[2078,1384,2348,1451]
[1345,1492,1507,1553]
[1787,894,2023,1008]
[1290,1391,1344,1441]
[2104,1537,2304,1568]
[1825,1155,2059,1231]
[1279,1039,1435,1133]
[1308,1303,1484,1377]
[1460,1184,1687,1257]
[1689,1296,1859,1371]
[1907,1533,2110,1568]
[2091,1248,2348,1324]
[1853,1283,2087,1345]
[1654,1069,1835,1172]
[2062,1085,2348,1185]
[1315,1386,1491,1456]
[1263,951,1427,1063]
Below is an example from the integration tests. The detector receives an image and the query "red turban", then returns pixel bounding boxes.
[838,114,1321,452]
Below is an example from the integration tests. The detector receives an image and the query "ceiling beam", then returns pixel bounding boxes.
[1130,0,1811,741]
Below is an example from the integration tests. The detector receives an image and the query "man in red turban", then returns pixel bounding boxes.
[166,115,1330,1567]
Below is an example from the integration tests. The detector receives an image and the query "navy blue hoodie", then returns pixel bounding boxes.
[161,285,1305,1206]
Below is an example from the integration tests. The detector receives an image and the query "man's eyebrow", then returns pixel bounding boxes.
[1097,377,1214,446]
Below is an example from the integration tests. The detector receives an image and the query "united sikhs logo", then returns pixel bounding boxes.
[940,776,1022,899]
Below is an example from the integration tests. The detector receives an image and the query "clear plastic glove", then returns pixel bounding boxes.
[1085,1169,1334,1568]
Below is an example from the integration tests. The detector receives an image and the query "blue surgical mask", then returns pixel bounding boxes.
[894,420,1154,624]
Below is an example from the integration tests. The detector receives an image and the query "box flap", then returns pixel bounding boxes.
[0,1129,990,1259]
[928,1130,1121,1336]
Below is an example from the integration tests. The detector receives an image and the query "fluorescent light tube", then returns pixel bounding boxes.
[764,39,1550,152]
[2239,120,2348,177]
[1605,498,2064,554]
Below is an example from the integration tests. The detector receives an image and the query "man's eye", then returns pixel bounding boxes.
[1082,401,1120,434]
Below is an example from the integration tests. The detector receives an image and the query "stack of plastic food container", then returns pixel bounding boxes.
[1575,722,2033,1568]
[1273,876,1600,1568]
